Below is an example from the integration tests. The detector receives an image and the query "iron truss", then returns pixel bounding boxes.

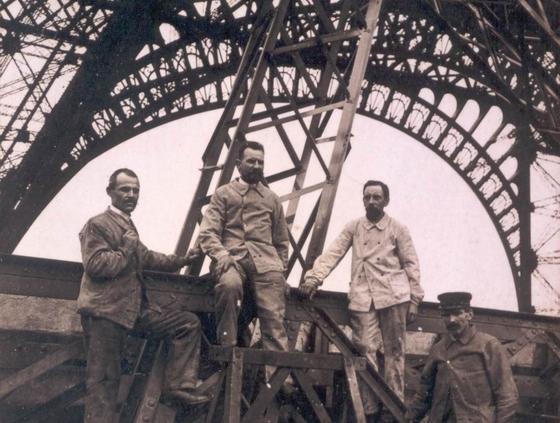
[0,0,559,311]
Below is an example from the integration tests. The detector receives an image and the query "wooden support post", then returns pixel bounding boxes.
[241,367,290,423]
[292,369,333,423]
[343,356,366,423]
[133,342,175,423]
[223,348,244,423]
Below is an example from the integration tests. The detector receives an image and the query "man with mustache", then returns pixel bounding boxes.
[406,292,518,422]
[198,141,290,379]
[77,168,209,422]
[298,180,423,419]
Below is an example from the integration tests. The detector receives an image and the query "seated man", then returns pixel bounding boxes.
[77,168,209,423]
[198,141,290,379]
[406,292,518,422]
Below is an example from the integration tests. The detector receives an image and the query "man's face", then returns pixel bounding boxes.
[237,147,264,184]
[108,173,140,215]
[441,308,473,337]
[363,185,387,220]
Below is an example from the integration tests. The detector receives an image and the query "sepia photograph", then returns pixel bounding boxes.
[0,0,559,421]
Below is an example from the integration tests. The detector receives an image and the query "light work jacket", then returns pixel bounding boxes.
[305,214,423,311]
[198,179,289,274]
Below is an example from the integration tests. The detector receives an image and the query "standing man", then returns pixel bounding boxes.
[406,292,519,422]
[298,180,423,416]
[198,141,290,376]
[77,168,209,423]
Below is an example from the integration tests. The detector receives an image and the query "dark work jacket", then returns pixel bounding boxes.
[77,208,183,329]
[407,325,518,422]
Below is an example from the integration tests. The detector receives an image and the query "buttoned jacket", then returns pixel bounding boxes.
[407,325,519,422]
[198,179,289,274]
[305,214,423,311]
[77,208,184,329]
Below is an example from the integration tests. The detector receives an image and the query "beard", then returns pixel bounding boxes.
[366,205,383,221]
[241,169,263,184]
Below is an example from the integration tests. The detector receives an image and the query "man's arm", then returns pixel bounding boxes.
[271,196,290,269]
[80,221,135,279]
[299,220,355,297]
[406,354,437,422]
[395,224,423,306]
[198,188,230,261]
[139,242,186,272]
[485,338,519,422]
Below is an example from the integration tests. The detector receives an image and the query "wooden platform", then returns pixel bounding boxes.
[0,254,559,422]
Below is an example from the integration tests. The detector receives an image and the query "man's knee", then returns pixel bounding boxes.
[175,312,202,339]
[215,268,244,299]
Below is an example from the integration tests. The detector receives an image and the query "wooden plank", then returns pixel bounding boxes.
[209,346,365,371]
[0,340,83,400]
[292,369,332,423]
[272,29,362,55]
[223,348,244,423]
[7,381,86,423]
[245,100,346,133]
[133,342,166,423]
[343,356,366,423]
[241,367,290,423]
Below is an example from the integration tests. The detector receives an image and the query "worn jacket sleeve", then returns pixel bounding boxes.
[304,220,354,286]
[138,242,183,272]
[272,196,290,269]
[198,188,230,261]
[80,220,131,279]
[406,352,437,422]
[395,224,424,305]
[485,338,519,422]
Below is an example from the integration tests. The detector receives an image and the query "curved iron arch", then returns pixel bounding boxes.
[1,0,553,309]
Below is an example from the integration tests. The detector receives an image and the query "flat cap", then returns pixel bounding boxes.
[437,291,472,310]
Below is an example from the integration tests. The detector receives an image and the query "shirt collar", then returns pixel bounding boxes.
[108,205,132,222]
[362,213,389,230]
[231,178,265,197]
[445,324,477,347]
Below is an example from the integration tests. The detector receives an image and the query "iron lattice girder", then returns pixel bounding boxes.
[0,0,558,306]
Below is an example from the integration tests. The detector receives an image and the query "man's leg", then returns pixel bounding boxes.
[81,315,126,423]
[248,267,289,381]
[349,305,383,416]
[377,302,408,401]
[135,307,202,392]
[214,266,245,347]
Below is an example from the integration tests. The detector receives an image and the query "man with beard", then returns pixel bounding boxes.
[198,141,290,379]
[406,292,518,422]
[298,180,423,419]
[77,168,209,422]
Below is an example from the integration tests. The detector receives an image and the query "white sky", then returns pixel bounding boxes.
[15,109,529,311]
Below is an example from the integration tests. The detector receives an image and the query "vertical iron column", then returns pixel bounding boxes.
[516,10,536,313]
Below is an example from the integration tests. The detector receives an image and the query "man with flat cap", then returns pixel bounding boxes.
[406,292,519,422]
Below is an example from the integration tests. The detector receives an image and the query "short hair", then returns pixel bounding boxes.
[107,168,138,191]
[238,141,265,160]
[363,180,390,202]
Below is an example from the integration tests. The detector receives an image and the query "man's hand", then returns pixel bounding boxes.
[214,254,238,276]
[178,247,203,267]
[297,280,318,300]
[122,229,139,253]
[407,302,418,324]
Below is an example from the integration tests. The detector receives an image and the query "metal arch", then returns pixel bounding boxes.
[0,73,526,306]
[0,0,559,311]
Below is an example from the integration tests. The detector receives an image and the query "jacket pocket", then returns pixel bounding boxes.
[389,270,410,300]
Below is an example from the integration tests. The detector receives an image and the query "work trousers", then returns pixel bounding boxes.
[349,301,409,415]
[81,307,202,423]
[213,254,289,378]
